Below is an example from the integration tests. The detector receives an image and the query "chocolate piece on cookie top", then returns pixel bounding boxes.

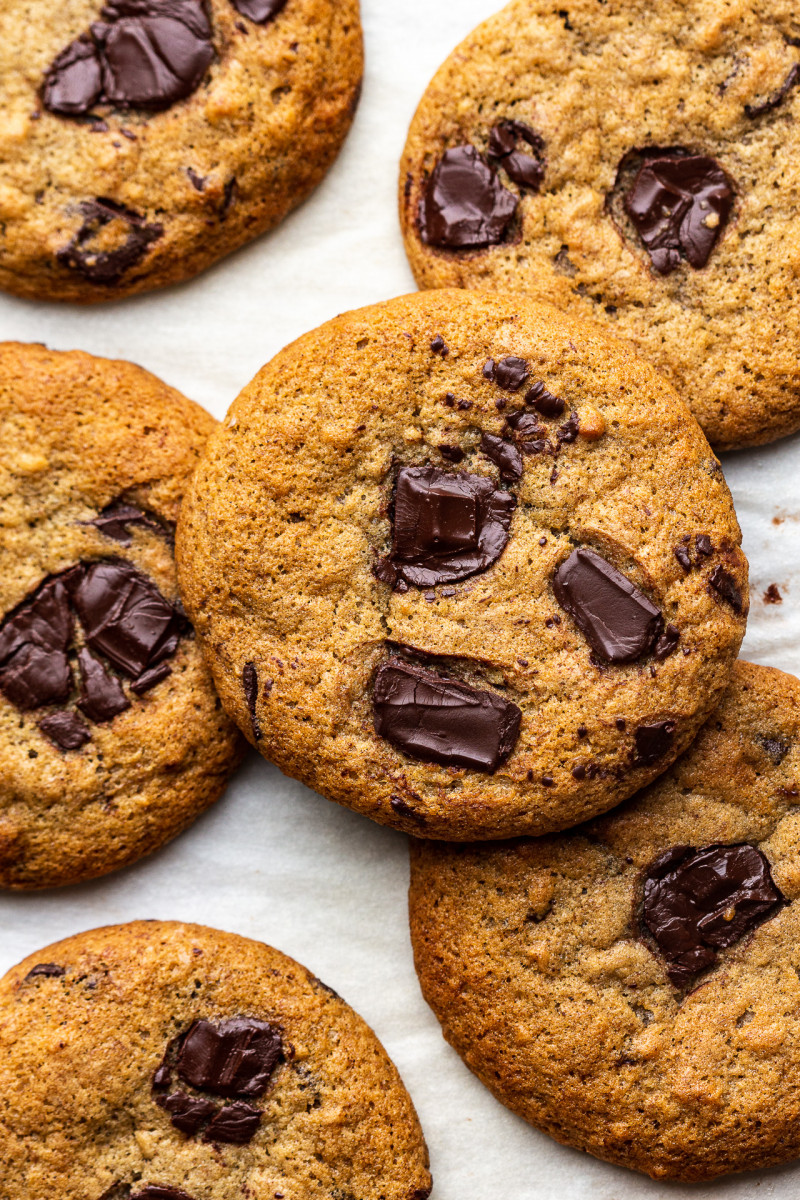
[419,146,518,249]
[553,548,666,664]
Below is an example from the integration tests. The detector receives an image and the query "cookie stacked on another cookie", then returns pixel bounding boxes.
[0,342,242,888]
[400,0,800,449]
[0,0,363,301]
[177,288,747,840]
[0,920,432,1199]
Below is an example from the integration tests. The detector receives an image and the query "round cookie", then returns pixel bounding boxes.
[0,342,242,888]
[0,920,432,1199]
[409,661,800,1181]
[176,289,747,841]
[399,0,800,450]
[0,0,362,302]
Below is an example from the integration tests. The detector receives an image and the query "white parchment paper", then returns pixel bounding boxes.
[1,2,800,1195]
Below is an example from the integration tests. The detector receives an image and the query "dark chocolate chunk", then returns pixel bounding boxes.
[557,413,579,444]
[624,153,734,274]
[506,410,545,439]
[642,843,786,987]
[709,565,743,613]
[377,466,516,589]
[695,533,713,557]
[229,0,288,22]
[25,963,66,980]
[177,1018,282,1097]
[242,662,262,740]
[131,661,172,694]
[57,198,163,285]
[132,1187,198,1200]
[745,63,800,118]
[0,643,72,710]
[71,560,182,677]
[390,795,426,824]
[38,710,92,751]
[187,167,206,190]
[484,356,529,392]
[156,1091,217,1136]
[488,120,545,190]
[418,146,518,249]
[203,1101,261,1144]
[439,444,465,463]
[430,335,449,357]
[43,0,215,117]
[653,623,680,659]
[674,544,692,572]
[632,720,675,766]
[77,648,131,723]
[553,548,663,663]
[480,433,523,482]
[85,501,165,546]
[0,577,73,664]
[503,150,545,190]
[525,381,564,418]
[373,657,521,773]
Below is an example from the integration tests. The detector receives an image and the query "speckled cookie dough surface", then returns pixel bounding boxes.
[409,661,800,1182]
[0,0,362,302]
[0,920,432,1199]
[0,342,242,888]
[400,0,800,450]
[176,289,747,841]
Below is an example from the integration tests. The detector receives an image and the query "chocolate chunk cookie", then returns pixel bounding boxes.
[400,0,800,450]
[176,290,747,840]
[409,661,800,1181]
[0,342,242,888]
[0,0,362,302]
[0,920,432,1199]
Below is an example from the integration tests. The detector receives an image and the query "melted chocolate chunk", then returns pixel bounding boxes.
[525,381,564,418]
[632,720,675,766]
[419,146,518,249]
[756,735,790,765]
[38,710,92,750]
[373,657,521,773]
[430,335,449,357]
[43,0,215,117]
[480,433,523,482]
[653,623,680,659]
[745,63,800,118]
[230,0,288,22]
[25,963,66,980]
[131,661,172,694]
[709,565,743,613]
[624,153,734,274]
[0,577,73,664]
[77,647,131,723]
[242,662,262,740]
[133,1188,197,1200]
[439,444,465,463]
[488,120,545,191]
[71,560,182,678]
[484,356,529,392]
[177,1018,282,1097]
[674,544,692,572]
[553,548,663,663]
[58,198,163,286]
[0,644,72,711]
[642,843,786,987]
[86,501,166,546]
[376,466,516,589]
[203,1101,261,1144]
[157,1091,217,1135]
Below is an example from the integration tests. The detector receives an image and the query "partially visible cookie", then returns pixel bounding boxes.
[0,342,242,888]
[400,0,800,450]
[410,661,800,1181]
[0,0,362,302]
[0,920,432,1199]
[177,289,747,841]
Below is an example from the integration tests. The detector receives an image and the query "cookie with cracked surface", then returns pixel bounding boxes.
[400,0,800,450]
[409,661,800,1181]
[0,920,432,1199]
[176,289,747,840]
[0,0,362,302]
[0,342,242,888]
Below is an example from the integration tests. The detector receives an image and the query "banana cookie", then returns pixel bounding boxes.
[176,290,747,840]
[0,342,242,888]
[410,661,800,1181]
[0,920,432,1199]
[0,0,362,302]
[400,0,800,450]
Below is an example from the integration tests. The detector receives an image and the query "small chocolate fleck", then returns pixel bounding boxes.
[632,720,676,767]
[243,662,262,741]
[653,623,680,659]
[418,146,518,249]
[390,795,427,824]
[25,963,65,980]
[745,63,800,118]
[756,735,790,765]
[764,583,783,605]
[187,168,206,191]
[430,335,449,357]
[553,548,663,663]
[709,565,744,613]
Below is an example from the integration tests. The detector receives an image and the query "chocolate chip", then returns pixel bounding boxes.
[430,335,449,357]
[709,565,743,613]
[85,501,166,546]
[38,710,92,750]
[756,735,790,765]
[556,413,579,444]
[480,433,523,482]
[230,0,288,22]
[177,1018,282,1097]
[390,795,426,824]
[375,466,516,589]
[43,0,215,117]
[70,560,182,678]
[484,356,529,392]
[624,153,734,274]
[77,648,131,723]
[553,548,663,663]
[745,63,800,118]
[418,146,518,249]
[132,1187,198,1200]
[373,657,521,773]
[0,644,72,711]
[157,1091,217,1136]
[25,963,66,980]
[439,444,465,463]
[57,198,163,286]
[242,662,262,740]
[131,661,172,694]
[674,545,692,572]
[642,843,786,987]
[0,577,73,664]
[524,381,564,418]
[203,1101,261,1145]
[506,410,545,439]
[187,167,206,191]
[503,150,545,190]
[632,720,675,766]
[488,121,545,191]
[488,122,517,157]
[654,623,680,659]
[695,534,713,557]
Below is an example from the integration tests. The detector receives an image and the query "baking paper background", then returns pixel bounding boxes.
[1,1,799,1195]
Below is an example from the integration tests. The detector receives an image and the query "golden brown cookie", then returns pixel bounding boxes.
[0,342,242,888]
[400,0,800,450]
[0,920,432,1199]
[410,661,800,1181]
[0,0,362,302]
[176,289,747,841]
